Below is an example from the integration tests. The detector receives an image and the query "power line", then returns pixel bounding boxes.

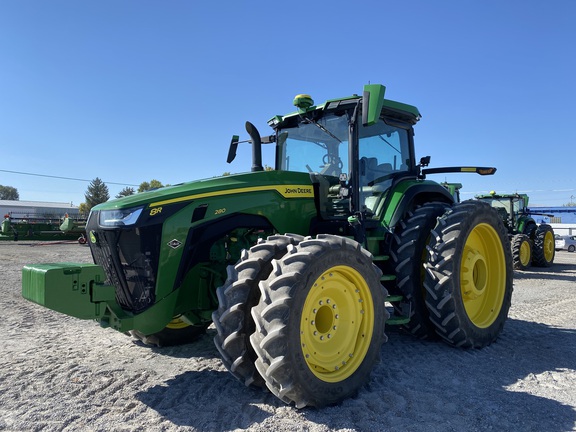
[0,169,139,187]
[461,188,576,195]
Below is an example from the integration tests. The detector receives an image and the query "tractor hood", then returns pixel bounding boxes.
[91,171,315,213]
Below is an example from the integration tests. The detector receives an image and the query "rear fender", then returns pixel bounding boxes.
[382,181,454,229]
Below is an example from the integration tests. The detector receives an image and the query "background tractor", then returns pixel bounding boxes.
[22,84,513,408]
[475,191,555,270]
[441,182,462,202]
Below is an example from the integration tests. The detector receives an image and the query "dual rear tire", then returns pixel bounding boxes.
[511,224,555,270]
[423,201,513,347]
[388,202,449,339]
[531,224,555,267]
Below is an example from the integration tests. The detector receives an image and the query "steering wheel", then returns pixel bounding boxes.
[322,154,344,169]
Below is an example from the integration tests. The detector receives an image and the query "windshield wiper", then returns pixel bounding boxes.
[377,135,400,153]
[304,118,343,143]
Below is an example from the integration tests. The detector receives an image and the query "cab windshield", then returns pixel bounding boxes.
[484,198,523,214]
[277,112,349,177]
[277,112,412,185]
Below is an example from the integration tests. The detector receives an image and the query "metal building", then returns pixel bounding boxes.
[0,200,81,221]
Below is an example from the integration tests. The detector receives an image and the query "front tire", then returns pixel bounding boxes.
[511,233,532,270]
[424,201,513,348]
[250,234,388,408]
[212,234,302,388]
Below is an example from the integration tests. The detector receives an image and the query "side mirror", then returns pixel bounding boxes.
[419,156,431,167]
[227,135,239,164]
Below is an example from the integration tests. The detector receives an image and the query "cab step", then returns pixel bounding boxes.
[385,294,411,326]
[372,255,390,262]
[386,316,410,325]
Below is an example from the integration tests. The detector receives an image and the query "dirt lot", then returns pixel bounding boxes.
[0,241,575,432]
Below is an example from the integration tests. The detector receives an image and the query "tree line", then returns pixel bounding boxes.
[0,179,166,215]
[80,178,166,214]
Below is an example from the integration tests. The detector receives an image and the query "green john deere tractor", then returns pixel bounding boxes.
[22,84,513,408]
[475,191,555,270]
[440,182,463,202]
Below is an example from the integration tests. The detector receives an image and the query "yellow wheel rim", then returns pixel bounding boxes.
[460,223,506,328]
[543,230,554,262]
[166,316,189,330]
[300,265,374,382]
[519,240,531,267]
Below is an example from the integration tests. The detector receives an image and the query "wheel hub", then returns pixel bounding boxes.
[461,248,488,300]
[311,303,335,335]
[459,223,506,328]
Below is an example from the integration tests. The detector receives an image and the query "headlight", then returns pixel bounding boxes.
[99,207,144,227]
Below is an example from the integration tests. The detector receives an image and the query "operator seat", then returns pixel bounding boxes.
[360,157,393,184]
[373,162,393,181]
[360,157,379,185]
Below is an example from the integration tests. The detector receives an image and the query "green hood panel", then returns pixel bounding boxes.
[93,171,315,211]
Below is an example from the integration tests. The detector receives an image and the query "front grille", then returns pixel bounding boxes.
[87,213,161,313]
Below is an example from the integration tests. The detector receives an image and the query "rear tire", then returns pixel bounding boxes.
[389,202,449,338]
[212,234,302,388]
[532,224,555,267]
[250,234,388,408]
[424,201,513,348]
[511,233,532,270]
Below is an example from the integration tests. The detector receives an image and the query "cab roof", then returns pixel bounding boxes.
[268,92,421,129]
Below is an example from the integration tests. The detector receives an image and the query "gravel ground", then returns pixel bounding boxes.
[0,241,575,432]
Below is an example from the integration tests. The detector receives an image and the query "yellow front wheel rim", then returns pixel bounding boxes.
[166,316,189,330]
[460,223,506,328]
[519,240,531,266]
[300,265,374,382]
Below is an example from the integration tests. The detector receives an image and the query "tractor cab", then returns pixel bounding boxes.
[262,85,430,232]
[475,191,555,269]
[270,91,418,224]
[475,192,530,232]
[228,84,497,240]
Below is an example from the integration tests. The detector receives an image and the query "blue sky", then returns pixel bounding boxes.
[1,0,575,207]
